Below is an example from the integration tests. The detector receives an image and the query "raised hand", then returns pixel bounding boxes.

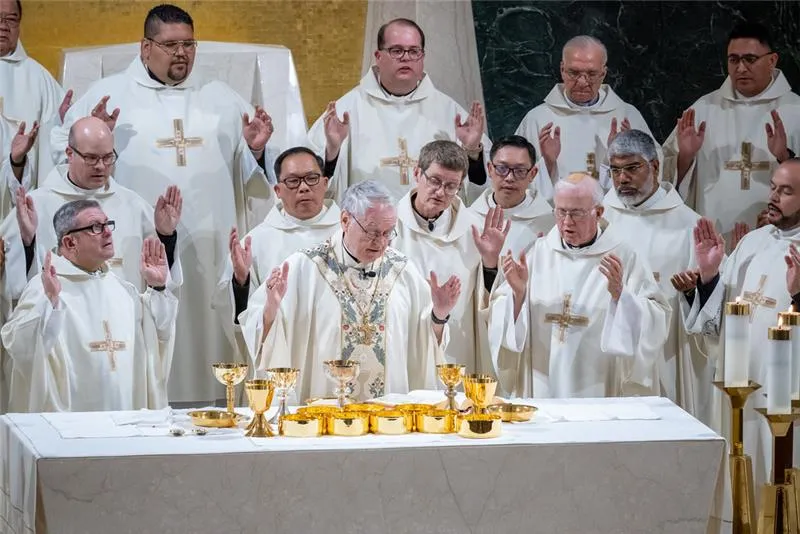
[42,251,61,307]
[502,250,529,297]
[323,101,350,161]
[607,117,631,146]
[538,122,561,175]
[263,262,289,325]
[766,110,790,162]
[676,108,706,160]
[471,206,510,269]
[154,185,182,235]
[15,186,37,247]
[58,89,74,124]
[10,121,39,165]
[229,227,252,285]
[599,254,624,302]
[731,221,750,251]
[786,244,800,296]
[91,96,121,131]
[757,207,771,228]
[693,217,725,283]
[429,271,461,320]
[141,236,168,288]
[455,101,485,150]
[242,106,273,152]
[670,269,699,294]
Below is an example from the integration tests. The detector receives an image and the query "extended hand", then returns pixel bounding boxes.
[455,101,485,150]
[15,186,37,247]
[607,117,631,146]
[229,227,252,285]
[471,207,510,269]
[501,250,529,297]
[58,89,73,124]
[91,96,121,131]
[786,244,800,296]
[242,106,273,152]
[670,269,699,294]
[263,262,289,324]
[731,221,750,251]
[141,236,168,287]
[538,122,561,173]
[10,121,39,164]
[693,217,725,282]
[154,185,182,235]
[599,254,624,302]
[323,101,350,161]
[42,251,61,307]
[429,271,461,319]
[766,109,790,162]
[676,108,706,160]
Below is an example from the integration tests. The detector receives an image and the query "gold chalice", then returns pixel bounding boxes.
[212,362,248,414]
[244,379,275,437]
[463,373,497,414]
[323,360,361,407]
[266,367,300,424]
[436,363,465,411]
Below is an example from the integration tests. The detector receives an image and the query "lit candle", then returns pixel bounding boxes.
[766,326,792,414]
[777,307,800,400]
[724,298,751,387]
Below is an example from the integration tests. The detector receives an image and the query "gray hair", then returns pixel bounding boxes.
[607,129,658,162]
[562,35,607,64]
[418,140,469,178]
[53,199,102,245]
[341,180,395,218]
[554,173,605,206]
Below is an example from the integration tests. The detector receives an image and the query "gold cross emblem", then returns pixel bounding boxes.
[156,118,203,167]
[544,294,590,343]
[586,152,599,179]
[380,138,417,185]
[724,142,770,190]
[741,274,777,320]
[356,318,377,345]
[88,320,127,371]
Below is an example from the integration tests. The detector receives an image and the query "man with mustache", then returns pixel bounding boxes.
[49,4,277,405]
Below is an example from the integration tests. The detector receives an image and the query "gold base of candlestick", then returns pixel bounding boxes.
[754,409,800,534]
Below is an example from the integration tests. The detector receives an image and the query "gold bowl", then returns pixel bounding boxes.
[296,405,343,434]
[486,403,538,423]
[344,403,387,414]
[457,414,503,439]
[329,412,370,436]
[370,410,412,434]
[280,414,323,437]
[396,404,435,431]
[416,409,458,434]
[187,409,243,428]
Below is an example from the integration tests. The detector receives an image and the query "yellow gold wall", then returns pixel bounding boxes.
[19,0,367,124]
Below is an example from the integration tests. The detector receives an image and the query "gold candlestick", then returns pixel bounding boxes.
[754,408,800,534]
[713,380,761,534]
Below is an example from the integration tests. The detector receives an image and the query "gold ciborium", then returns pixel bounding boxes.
[245,379,275,437]
[463,373,497,414]
[323,360,360,407]
[266,367,299,424]
[436,363,465,411]
[212,362,248,414]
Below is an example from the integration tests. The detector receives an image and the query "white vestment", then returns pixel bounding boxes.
[1,254,178,412]
[0,42,65,207]
[239,231,444,403]
[51,58,274,403]
[470,188,555,257]
[489,222,670,398]
[603,183,715,425]
[515,84,660,202]
[662,71,800,237]
[307,67,491,204]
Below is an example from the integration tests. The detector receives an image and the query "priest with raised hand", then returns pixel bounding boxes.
[307,18,491,204]
[240,180,461,403]
[488,172,669,398]
[663,21,800,244]
[470,135,554,258]
[602,129,713,425]
[515,35,658,202]
[50,4,276,404]
[2,201,178,412]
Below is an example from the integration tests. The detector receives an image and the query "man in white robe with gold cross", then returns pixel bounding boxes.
[662,22,800,244]
[49,5,276,404]
[240,180,460,403]
[1,200,178,412]
[307,18,491,205]
[515,35,659,202]
[488,172,669,398]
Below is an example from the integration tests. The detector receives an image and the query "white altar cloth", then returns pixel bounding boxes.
[1,397,724,534]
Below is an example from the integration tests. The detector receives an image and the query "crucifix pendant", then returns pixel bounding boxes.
[357,318,377,345]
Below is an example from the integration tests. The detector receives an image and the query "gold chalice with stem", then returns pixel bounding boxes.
[212,362,249,414]
[436,363,465,411]
[245,379,275,437]
[323,360,361,407]
[266,367,300,424]
[463,373,498,415]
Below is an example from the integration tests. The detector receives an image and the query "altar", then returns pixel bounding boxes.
[1,397,724,534]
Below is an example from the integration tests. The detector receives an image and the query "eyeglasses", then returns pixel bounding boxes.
[280,173,322,190]
[554,208,593,221]
[69,146,118,166]
[65,220,116,236]
[609,162,646,178]
[491,163,532,180]
[564,69,604,82]
[727,52,774,66]
[0,15,20,28]
[422,170,461,195]
[381,46,425,61]
[352,217,397,241]
[147,38,198,55]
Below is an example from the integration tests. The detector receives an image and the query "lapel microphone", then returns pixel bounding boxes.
[360,268,377,279]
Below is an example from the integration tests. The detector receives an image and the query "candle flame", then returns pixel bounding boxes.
[735,296,743,303]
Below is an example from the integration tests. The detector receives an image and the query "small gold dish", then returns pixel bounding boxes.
[296,405,342,434]
[416,409,458,434]
[187,410,243,428]
[370,410,411,434]
[486,403,538,423]
[396,404,435,430]
[344,403,387,414]
[280,414,323,437]
[457,414,502,439]
[329,412,370,436]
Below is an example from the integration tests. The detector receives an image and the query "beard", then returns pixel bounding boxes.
[767,203,800,230]
[167,62,189,82]
[616,174,657,208]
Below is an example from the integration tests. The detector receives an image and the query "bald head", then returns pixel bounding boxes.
[68,116,113,149]
[66,117,116,190]
[766,159,800,230]
[562,35,607,63]
[555,173,605,205]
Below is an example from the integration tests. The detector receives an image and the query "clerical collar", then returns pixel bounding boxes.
[280,203,328,226]
[377,73,421,99]
[410,193,446,232]
[563,90,601,109]
[562,225,602,249]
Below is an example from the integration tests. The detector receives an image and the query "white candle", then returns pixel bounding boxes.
[724,299,751,387]
[777,308,800,400]
[767,326,792,414]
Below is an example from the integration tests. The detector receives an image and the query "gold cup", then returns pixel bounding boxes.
[370,410,411,434]
[344,403,387,414]
[463,373,498,414]
[457,413,502,438]
[212,362,249,414]
[280,414,323,437]
[244,379,275,437]
[329,412,370,436]
[396,404,435,431]
[296,405,343,434]
[436,363,465,411]
[323,359,361,407]
[266,367,300,425]
[416,409,458,434]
